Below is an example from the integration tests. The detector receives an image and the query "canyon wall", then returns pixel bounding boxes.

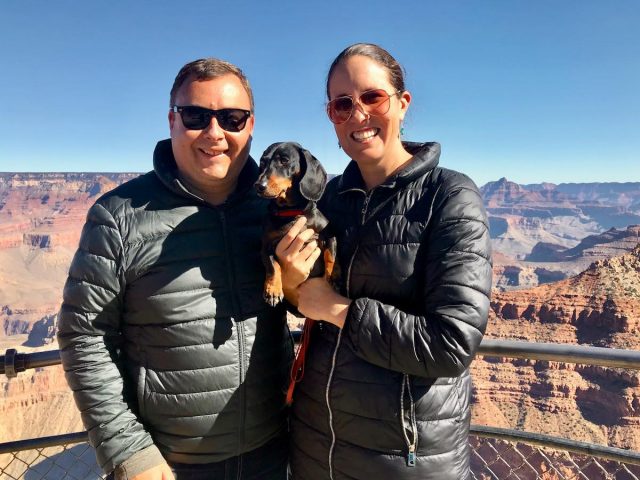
[472,246,640,452]
[1,173,640,460]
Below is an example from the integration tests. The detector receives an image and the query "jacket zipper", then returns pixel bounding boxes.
[325,189,373,479]
[219,210,246,459]
[400,374,418,466]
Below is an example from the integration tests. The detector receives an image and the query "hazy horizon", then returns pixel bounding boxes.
[2,171,640,189]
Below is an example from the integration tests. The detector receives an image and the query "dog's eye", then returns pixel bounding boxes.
[280,156,290,165]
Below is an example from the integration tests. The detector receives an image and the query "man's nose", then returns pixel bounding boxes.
[203,116,225,139]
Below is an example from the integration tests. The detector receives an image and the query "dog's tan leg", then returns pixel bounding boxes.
[264,261,284,306]
[324,248,336,281]
[324,238,340,288]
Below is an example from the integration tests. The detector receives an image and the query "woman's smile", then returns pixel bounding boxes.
[351,128,379,142]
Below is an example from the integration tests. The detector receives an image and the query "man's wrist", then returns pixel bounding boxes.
[112,444,166,480]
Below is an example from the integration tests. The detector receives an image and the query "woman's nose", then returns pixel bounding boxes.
[350,102,370,122]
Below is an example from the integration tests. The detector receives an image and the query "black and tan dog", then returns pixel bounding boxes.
[255,142,338,307]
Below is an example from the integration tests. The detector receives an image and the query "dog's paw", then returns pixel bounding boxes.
[264,290,284,307]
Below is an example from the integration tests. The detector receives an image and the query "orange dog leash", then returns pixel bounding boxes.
[286,318,313,405]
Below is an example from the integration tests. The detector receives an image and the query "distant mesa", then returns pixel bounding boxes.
[526,225,640,262]
[483,178,640,275]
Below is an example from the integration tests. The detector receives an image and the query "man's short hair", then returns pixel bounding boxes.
[170,58,254,111]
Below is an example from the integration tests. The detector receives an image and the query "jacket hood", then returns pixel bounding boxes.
[337,141,441,193]
[152,138,260,206]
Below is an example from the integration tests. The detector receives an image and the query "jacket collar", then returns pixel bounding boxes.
[152,138,259,206]
[337,141,441,194]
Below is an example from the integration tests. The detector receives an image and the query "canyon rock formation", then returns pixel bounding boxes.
[0,173,138,444]
[472,245,640,452]
[484,178,640,290]
[1,173,640,469]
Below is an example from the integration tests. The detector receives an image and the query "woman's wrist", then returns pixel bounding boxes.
[326,297,352,329]
[282,284,299,307]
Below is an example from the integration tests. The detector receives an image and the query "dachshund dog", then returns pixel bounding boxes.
[255,142,338,307]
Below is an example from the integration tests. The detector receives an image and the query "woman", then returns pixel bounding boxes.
[278,43,492,479]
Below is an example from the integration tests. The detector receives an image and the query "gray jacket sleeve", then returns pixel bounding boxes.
[345,181,492,378]
[57,202,158,474]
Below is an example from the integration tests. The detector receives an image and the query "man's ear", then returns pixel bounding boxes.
[168,110,176,130]
[245,113,255,135]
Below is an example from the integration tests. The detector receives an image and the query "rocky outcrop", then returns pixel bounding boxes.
[472,246,640,451]
[0,365,83,443]
[489,245,640,344]
[1,306,61,339]
[0,172,138,347]
[24,314,57,347]
[0,172,139,253]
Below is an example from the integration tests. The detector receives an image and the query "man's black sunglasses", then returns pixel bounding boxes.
[171,105,252,132]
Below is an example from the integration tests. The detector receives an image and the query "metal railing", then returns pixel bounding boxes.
[2,340,640,479]
[0,433,101,480]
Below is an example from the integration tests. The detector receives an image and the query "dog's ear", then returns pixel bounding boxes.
[299,146,327,202]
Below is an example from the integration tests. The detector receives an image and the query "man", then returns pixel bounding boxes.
[57,58,293,480]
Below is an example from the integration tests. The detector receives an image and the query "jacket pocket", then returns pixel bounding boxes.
[452,371,470,422]
[136,366,148,418]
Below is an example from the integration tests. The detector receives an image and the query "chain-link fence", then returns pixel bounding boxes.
[0,433,102,480]
[2,430,640,480]
[471,435,640,480]
[3,343,640,479]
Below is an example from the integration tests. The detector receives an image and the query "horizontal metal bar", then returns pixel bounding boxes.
[1,427,639,469]
[0,431,88,455]
[1,349,62,376]
[478,339,640,370]
[3,339,640,379]
[472,425,640,466]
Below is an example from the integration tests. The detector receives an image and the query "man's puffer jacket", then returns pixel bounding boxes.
[57,139,293,474]
[290,142,492,480]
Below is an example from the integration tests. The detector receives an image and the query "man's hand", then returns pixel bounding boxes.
[276,217,321,305]
[129,463,175,480]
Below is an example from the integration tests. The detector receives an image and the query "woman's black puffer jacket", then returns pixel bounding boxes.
[290,142,492,480]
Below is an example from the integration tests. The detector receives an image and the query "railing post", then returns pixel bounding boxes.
[2,348,26,378]
[1,349,58,378]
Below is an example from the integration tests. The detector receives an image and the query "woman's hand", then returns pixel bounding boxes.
[276,217,321,306]
[298,277,352,329]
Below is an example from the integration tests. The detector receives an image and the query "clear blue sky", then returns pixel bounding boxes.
[1,1,638,186]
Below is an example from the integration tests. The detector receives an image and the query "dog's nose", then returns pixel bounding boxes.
[254,180,267,194]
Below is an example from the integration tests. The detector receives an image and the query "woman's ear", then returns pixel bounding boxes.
[399,90,411,121]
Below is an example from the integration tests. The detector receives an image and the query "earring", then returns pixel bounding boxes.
[338,142,342,149]
[400,125,405,137]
